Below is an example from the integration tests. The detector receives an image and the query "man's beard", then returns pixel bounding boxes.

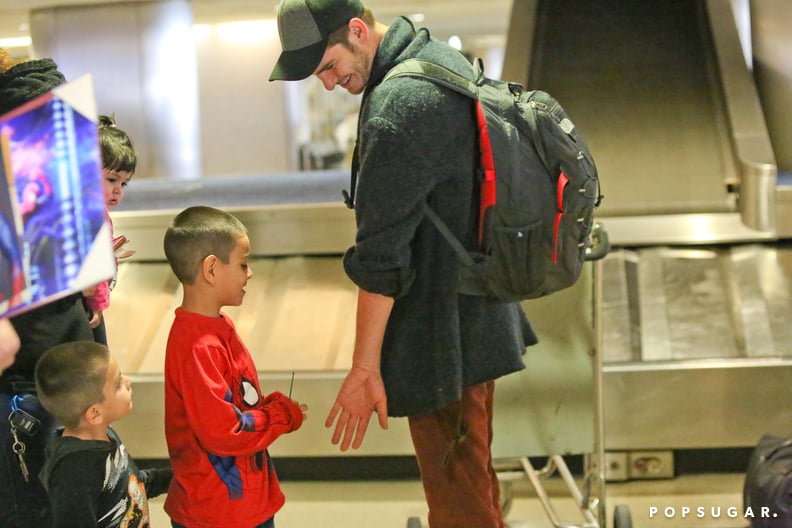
[349,43,371,93]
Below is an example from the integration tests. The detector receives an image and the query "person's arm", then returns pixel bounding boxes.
[178,344,305,456]
[139,466,173,498]
[0,318,19,375]
[325,288,392,451]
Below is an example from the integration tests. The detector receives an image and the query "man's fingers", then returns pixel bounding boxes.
[325,403,341,428]
[351,415,371,450]
[331,412,350,446]
[340,416,358,451]
[376,401,389,429]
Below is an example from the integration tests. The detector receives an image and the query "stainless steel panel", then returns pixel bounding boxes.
[637,250,673,362]
[111,171,356,259]
[751,0,792,174]
[602,245,792,362]
[708,0,777,232]
[113,203,356,260]
[601,251,639,363]
[494,266,595,458]
[603,360,792,450]
[600,213,775,246]
[598,244,792,449]
[504,0,777,242]
[114,170,350,211]
[527,0,735,218]
[502,0,538,83]
[776,185,792,237]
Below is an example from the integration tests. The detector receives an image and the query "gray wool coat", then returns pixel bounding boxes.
[343,17,538,417]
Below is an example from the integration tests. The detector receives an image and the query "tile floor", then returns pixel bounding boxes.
[149,472,750,528]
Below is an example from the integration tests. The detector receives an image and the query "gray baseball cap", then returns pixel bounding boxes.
[269,0,364,81]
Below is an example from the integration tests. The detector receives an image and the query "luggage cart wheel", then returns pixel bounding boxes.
[613,504,633,528]
[406,516,422,528]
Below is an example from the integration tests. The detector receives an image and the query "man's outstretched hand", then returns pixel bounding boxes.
[325,364,388,451]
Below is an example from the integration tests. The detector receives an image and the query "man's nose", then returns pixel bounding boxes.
[318,72,336,91]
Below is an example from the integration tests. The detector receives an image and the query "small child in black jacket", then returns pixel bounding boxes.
[35,340,172,528]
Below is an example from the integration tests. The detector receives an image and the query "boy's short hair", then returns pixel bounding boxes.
[163,205,248,285]
[35,341,110,429]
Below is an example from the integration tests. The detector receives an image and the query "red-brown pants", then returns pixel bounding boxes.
[408,380,503,528]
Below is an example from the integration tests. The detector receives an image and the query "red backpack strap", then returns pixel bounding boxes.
[476,101,496,248]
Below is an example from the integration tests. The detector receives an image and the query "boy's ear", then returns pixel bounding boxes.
[201,254,219,284]
[83,404,103,426]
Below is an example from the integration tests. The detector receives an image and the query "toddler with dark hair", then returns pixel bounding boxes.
[83,114,137,345]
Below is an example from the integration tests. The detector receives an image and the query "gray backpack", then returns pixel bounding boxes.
[382,58,603,302]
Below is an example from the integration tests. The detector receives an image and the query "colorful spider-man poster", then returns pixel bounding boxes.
[0,75,114,318]
[0,156,24,313]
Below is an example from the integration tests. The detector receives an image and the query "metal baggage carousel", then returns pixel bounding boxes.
[501,0,792,456]
[106,171,597,462]
[107,0,792,467]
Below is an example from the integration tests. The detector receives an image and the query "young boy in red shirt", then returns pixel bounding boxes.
[163,205,307,528]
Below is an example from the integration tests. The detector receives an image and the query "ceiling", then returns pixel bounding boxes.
[0,0,513,51]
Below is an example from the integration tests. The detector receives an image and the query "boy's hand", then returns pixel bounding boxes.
[297,403,308,424]
[325,364,388,451]
[288,400,308,431]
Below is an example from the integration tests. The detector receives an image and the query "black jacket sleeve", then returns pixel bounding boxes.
[140,466,173,498]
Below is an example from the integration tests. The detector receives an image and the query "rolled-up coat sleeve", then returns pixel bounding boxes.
[343,84,458,298]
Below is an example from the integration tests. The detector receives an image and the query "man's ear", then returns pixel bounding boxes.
[201,255,219,284]
[348,18,368,44]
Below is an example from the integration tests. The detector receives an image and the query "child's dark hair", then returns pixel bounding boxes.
[35,341,110,429]
[163,206,248,284]
[98,114,136,173]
